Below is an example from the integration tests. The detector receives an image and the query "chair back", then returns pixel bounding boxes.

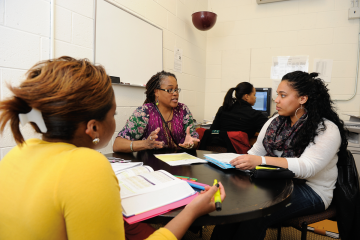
[333,150,360,240]
[198,130,234,153]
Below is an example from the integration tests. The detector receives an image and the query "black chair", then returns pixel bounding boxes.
[276,205,336,240]
[198,129,237,153]
[277,150,360,240]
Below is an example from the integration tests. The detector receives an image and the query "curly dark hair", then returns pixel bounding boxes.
[281,71,348,159]
[144,70,177,104]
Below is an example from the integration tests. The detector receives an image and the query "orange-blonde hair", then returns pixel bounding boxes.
[0,56,114,145]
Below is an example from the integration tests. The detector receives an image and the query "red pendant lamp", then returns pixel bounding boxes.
[192,11,217,31]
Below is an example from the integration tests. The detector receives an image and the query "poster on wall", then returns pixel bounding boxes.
[271,56,309,80]
[313,59,333,83]
[174,48,183,73]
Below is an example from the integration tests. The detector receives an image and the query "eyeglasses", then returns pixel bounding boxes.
[157,88,181,94]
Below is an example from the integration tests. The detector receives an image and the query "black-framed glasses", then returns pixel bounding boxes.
[157,88,181,94]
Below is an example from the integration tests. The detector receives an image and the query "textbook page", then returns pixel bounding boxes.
[119,169,180,198]
[116,165,153,180]
[111,162,144,175]
[119,169,196,217]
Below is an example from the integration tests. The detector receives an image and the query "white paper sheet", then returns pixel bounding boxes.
[154,153,207,166]
[313,59,333,83]
[174,48,183,73]
[271,56,309,80]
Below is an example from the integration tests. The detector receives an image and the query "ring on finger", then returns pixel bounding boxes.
[149,136,152,140]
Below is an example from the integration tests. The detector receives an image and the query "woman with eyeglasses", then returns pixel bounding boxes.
[113,70,200,152]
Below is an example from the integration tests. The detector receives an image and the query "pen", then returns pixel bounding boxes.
[213,179,222,211]
[186,181,205,190]
[181,179,208,187]
[173,175,198,181]
[255,166,280,170]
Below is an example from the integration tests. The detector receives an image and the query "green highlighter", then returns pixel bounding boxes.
[213,179,222,211]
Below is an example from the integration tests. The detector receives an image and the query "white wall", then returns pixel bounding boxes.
[0,0,207,157]
[205,0,360,121]
[2,0,359,158]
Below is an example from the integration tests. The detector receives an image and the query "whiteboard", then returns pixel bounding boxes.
[95,0,163,85]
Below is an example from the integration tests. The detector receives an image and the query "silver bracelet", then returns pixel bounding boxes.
[130,141,134,152]
[261,156,266,165]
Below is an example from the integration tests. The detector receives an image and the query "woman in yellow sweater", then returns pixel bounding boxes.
[0,56,225,240]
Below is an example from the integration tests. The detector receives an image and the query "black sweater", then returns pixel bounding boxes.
[210,100,268,139]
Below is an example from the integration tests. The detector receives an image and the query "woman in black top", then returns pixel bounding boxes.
[210,82,268,139]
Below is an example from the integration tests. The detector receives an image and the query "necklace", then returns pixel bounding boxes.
[166,109,173,122]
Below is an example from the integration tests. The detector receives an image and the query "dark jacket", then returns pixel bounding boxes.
[210,99,268,138]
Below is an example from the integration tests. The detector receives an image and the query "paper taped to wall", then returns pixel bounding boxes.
[313,59,333,83]
[271,56,309,80]
[174,48,183,73]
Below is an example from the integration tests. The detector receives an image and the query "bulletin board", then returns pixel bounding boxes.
[95,0,163,86]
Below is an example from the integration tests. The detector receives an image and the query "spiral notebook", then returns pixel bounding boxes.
[204,153,249,172]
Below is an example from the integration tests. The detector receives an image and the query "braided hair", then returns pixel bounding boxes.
[281,71,348,159]
[223,82,254,111]
[144,70,177,104]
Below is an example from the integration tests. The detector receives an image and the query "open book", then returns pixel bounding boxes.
[111,162,143,174]
[115,165,197,217]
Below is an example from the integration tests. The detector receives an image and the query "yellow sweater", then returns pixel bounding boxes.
[0,139,176,240]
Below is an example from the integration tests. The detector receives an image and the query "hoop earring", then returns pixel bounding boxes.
[295,105,308,121]
[92,137,100,145]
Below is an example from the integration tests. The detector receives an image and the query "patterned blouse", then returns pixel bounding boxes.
[117,103,199,148]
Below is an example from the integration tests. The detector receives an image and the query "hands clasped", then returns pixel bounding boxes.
[229,154,262,170]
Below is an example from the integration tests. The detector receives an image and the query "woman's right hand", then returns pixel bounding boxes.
[185,182,226,219]
[145,127,164,149]
[163,182,225,239]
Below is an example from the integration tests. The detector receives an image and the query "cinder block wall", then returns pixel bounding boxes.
[204,0,360,121]
[0,0,208,157]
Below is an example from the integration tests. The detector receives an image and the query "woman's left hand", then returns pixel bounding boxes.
[179,127,200,149]
[229,154,262,170]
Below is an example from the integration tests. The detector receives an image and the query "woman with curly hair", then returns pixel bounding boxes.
[113,70,200,152]
[210,71,348,240]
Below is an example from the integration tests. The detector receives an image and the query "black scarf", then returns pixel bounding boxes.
[263,114,308,158]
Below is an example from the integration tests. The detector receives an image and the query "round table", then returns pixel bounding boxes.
[106,149,293,226]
